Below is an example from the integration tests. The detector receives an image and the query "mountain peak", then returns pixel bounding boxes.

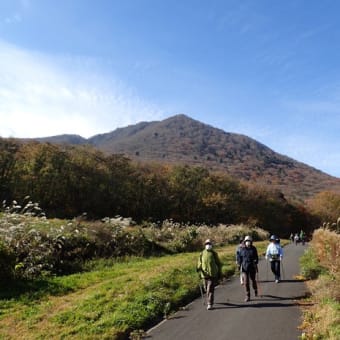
[165,113,194,121]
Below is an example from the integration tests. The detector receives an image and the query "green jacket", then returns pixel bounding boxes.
[197,249,222,279]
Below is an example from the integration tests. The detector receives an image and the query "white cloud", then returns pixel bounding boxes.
[0,40,166,138]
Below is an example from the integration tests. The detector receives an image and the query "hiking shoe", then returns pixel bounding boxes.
[254,290,258,297]
[207,304,212,310]
[275,279,279,283]
[244,296,250,302]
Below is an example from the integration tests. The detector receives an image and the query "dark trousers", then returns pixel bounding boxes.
[270,260,281,280]
[242,269,257,297]
[204,278,216,305]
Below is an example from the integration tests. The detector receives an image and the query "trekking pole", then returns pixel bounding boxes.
[240,264,244,285]
[198,277,205,305]
[281,259,285,280]
[256,265,262,297]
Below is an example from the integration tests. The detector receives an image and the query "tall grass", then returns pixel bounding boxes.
[299,228,340,340]
[312,228,340,285]
[0,206,269,281]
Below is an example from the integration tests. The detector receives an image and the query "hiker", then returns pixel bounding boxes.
[265,235,283,283]
[235,237,245,268]
[237,235,259,302]
[197,239,222,310]
[235,238,245,284]
[300,230,306,245]
[294,233,299,245]
[289,233,294,243]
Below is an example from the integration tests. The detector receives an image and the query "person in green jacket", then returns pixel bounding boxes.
[197,239,222,310]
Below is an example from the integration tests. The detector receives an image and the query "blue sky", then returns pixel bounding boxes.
[1,1,340,177]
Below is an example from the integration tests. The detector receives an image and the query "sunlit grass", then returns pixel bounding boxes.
[0,207,271,339]
[299,228,340,340]
[0,242,269,339]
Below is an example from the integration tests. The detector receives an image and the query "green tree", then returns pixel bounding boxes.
[168,165,209,222]
[0,138,20,202]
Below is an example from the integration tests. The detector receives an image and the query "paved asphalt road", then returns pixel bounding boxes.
[147,243,308,340]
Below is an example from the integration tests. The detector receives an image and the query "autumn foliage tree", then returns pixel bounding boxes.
[0,138,315,235]
[306,191,340,223]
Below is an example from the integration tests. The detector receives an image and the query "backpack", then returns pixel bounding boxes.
[270,245,279,260]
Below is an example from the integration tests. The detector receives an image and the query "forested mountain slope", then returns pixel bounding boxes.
[25,114,340,201]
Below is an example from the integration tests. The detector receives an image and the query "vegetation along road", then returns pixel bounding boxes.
[148,243,308,340]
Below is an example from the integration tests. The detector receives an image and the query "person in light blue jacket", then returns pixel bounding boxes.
[265,235,283,282]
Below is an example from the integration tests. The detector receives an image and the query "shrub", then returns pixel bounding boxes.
[196,223,269,245]
[0,241,15,282]
[300,247,326,280]
[311,228,340,282]
[0,202,269,280]
[144,220,269,253]
[0,211,166,278]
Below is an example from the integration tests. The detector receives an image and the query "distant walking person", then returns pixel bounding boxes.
[265,235,283,283]
[235,237,245,262]
[235,238,245,284]
[300,230,306,245]
[197,239,222,310]
[237,235,258,302]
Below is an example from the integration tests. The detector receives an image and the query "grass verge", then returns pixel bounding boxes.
[298,229,340,340]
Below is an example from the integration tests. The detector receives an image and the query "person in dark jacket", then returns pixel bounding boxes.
[237,235,259,302]
[197,239,222,310]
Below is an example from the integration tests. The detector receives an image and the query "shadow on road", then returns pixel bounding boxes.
[166,315,186,320]
[258,279,305,283]
[261,294,308,300]
[213,301,297,309]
